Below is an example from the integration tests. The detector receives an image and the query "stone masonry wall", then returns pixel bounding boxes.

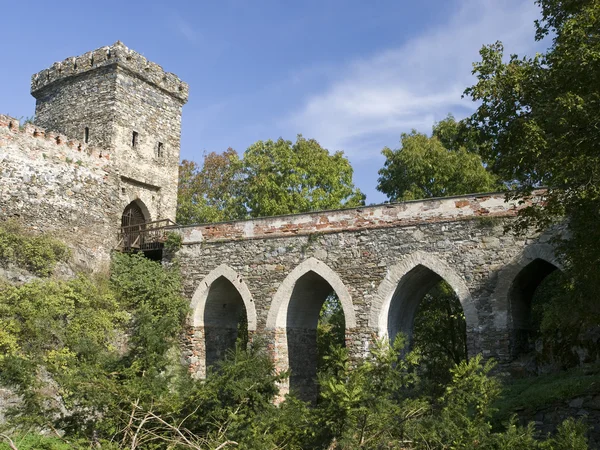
[113,64,184,222]
[31,41,187,224]
[0,114,120,268]
[32,66,118,152]
[177,192,539,242]
[176,192,557,398]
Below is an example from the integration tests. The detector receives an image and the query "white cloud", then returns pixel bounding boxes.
[284,0,542,159]
[171,15,200,43]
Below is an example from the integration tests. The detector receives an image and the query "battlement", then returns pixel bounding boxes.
[30,41,189,103]
[0,114,111,167]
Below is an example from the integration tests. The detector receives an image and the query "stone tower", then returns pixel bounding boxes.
[30,41,188,223]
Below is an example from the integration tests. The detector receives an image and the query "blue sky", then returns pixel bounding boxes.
[2,0,543,204]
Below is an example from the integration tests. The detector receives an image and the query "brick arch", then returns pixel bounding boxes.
[190,264,257,331]
[266,257,356,330]
[370,251,477,342]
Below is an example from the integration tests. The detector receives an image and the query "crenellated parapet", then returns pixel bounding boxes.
[0,114,111,168]
[30,41,189,103]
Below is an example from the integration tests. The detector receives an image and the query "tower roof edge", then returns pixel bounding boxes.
[30,42,189,103]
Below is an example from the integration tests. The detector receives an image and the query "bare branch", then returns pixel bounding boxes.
[0,434,18,450]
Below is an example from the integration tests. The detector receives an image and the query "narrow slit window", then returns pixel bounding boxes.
[157,142,164,158]
[132,131,138,148]
[84,127,89,143]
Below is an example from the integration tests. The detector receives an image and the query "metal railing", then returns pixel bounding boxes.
[117,218,178,251]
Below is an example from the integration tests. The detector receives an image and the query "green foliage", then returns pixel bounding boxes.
[464,0,600,336]
[0,220,70,277]
[175,340,288,448]
[177,136,365,224]
[409,356,500,448]
[493,363,600,426]
[377,115,499,201]
[1,324,590,449]
[0,275,121,362]
[163,231,183,252]
[0,434,120,450]
[548,418,590,450]
[0,274,123,428]
[242,135,365,217]
[531,271,573,333]
[521,270,596,368]
[315,336,425,449]
[177,149,246,224]
[312,341,589,449]
[411,281,467,390]
[109,252,188,375]
[316,293,346,373]
[0,252,189,445]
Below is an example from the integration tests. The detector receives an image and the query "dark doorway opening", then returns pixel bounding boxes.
[204,276,249,371]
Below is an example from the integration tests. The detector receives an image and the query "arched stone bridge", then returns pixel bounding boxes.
[176,191,560,400]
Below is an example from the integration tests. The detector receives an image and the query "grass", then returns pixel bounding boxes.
[493,363,600,425]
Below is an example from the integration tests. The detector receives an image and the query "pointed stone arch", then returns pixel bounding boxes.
[266,257,356,401]
[491,243,561,330]
[492,244,561,359]
[121,199,151,227]
[370,251,476,344]
[188,264,256,378]
[266,257,356,330]
[190,264,257,331]
[120,199,152,250]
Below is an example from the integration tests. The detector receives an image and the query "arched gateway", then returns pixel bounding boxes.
[120,200,151,250]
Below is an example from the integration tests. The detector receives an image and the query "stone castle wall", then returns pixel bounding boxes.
[0,42,188,268]
[0,114,120,268]
[112,63,183,222]
[176,192,559,399]
[31,42,188,224]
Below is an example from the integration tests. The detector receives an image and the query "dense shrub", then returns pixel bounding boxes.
[0,220,70,277]
[0,245,590,449]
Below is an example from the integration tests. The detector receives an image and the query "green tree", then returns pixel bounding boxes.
[464,0,600,341]
[377,116,499,201]
[177,137,364,223]
[316,337,425,449]
[316,294,346,373]
[176,149,245,225]
[411,281,467,390]
[242,135,365,217]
